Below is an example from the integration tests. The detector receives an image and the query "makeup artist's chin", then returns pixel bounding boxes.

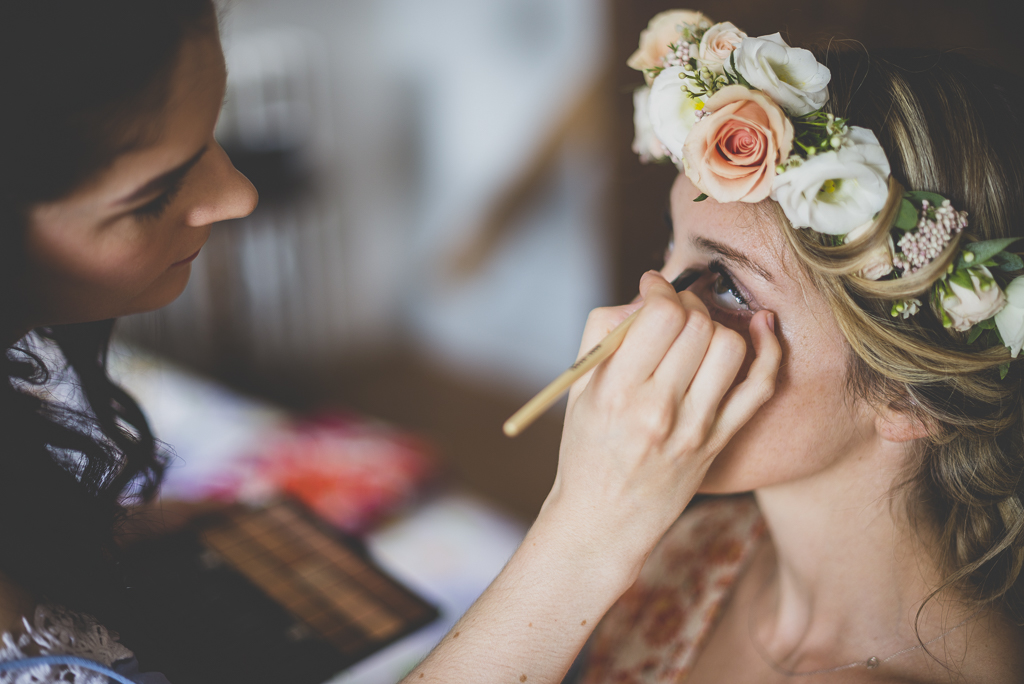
[121,265,196,316]
[172,248,202,267]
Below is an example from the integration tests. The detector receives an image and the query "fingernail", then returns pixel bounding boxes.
[767,312,776,333]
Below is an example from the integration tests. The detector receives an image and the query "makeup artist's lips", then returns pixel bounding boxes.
[172,249,201,266]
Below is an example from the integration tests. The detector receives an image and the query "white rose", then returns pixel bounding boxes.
[648,66,704,166]
[733,33,830,116]
[844,219,894,280]
[632,87,669,163]
[940,266,1007,332]
[697,22,746,74]
[770,126,891,235]
[995,276,1024,357]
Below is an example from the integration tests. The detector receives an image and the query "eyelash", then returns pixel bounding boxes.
[708,260,751,312]
[660,221,753,315]
[132,176,185,220]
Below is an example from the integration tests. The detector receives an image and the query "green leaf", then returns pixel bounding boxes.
[904,190,948,207]
[727,51,752,89]
[967,325,986,344]
[1000,362,1011,380]
[693,193,709,202]
[959,238,1021,269]
[995,252,1024,272]
[948,268,974,290]
[894,199,919,231]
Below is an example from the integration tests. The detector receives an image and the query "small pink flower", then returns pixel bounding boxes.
[683,85,793,203]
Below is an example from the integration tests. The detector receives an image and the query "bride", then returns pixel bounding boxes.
[410,9,1024,683]
[570,10,1024,683]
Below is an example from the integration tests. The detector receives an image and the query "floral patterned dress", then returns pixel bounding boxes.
[579,494,765,683]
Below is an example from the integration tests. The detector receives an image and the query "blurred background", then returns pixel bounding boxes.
[108,0,1021,678]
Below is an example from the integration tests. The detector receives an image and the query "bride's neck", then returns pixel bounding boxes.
[751,439,953,663]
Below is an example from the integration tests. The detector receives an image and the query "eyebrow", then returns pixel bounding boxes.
[115,144,208,206]
[691,235,775,283]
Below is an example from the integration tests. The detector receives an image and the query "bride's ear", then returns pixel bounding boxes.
[874,402,931,443]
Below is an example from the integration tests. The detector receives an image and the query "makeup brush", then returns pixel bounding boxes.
[503,269,702,437]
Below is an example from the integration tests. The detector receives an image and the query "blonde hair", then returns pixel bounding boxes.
[776,47,1024,622]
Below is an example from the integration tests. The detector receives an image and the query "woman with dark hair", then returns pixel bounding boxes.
[0,1,258,680]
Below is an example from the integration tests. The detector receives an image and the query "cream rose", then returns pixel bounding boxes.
[628,9,712,84]
[697,22,746,74]
[770,126,890,234]
[844,219,894,280]
[995,276,1024,357]
[632,87,669,163]
[648,66,705,165]
[940,266,1007,332]
[682,85,793,203]
[733,33,830,116]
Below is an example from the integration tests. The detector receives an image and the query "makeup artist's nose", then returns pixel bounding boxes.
[186,142,258,227]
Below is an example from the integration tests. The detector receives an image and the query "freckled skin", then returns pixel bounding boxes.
[661,174,874,493]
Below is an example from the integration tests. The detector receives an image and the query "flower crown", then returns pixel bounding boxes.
[631,10,1024,375]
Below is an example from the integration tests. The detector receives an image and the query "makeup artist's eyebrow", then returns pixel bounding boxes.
[114,144,208,206]
[691,235,775,283]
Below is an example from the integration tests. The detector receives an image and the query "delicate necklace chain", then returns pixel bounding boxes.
[746,572,982,677]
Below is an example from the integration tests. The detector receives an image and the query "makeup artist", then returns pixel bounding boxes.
[0,2,780,682]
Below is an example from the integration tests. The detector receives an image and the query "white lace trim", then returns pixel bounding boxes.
[0,605,133,683]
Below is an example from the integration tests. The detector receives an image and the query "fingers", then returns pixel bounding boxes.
[672,322,746,453]
[576,303,640,357]
[567,303,642,405]
[651,292,714,401]
[602,271,688,387]
[707,310,782,450]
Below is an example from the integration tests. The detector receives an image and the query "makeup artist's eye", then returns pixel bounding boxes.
[709,262,751,312]
[132,177,185,221]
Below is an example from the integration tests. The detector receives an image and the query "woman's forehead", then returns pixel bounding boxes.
[669,173,791,278]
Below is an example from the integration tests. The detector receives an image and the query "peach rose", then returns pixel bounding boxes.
[697,22,746,74]
[628,10,713,84]
[683,85,793,203]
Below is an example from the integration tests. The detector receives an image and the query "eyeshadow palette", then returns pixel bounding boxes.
[121,500,438,684]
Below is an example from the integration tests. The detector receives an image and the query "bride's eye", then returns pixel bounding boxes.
[709,263,751,312]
